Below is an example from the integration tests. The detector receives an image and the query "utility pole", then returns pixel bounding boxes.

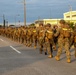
[0,15,5,27]
[3,14,5,28]
[23,0,26,26]
[69,5,72,11]
[69,5,72,21]
[50,8,52,19]
[38,16,40,24]
[18,0,26,26]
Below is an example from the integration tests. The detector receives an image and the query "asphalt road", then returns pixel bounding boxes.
[0,36,76,75]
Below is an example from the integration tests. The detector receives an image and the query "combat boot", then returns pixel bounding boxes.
[25,43,28,46]
[75,50,76,58]
[67,59,71,63]
[27,44,31,47]
[34,46,37,49]
[48,54,53,58]
[45,52,47,55]
[39,49,43,54]
[29,44,32,47]
[75,53,76,58]
[55,56,60,61]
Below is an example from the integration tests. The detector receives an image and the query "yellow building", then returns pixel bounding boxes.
[35,10,76,27]
[64,11,76,23]
[35,19,61,27]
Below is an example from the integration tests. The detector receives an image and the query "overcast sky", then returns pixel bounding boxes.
[0,0,76,24]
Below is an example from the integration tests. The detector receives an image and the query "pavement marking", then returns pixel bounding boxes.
[0,38,21,54]
[10,46,21,54]
[0,39,4,42]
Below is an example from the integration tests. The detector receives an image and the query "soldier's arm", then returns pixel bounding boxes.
[36,29,39,39]
[70,29,74,46]
[54,28,60,37]
[43,29,47,38]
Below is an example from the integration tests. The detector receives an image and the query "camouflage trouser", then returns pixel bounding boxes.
[33,36,37,47]
[20,35,25,44]
[38,37,44,54]
[57,38,71,59]
[27,36,33,47]
[44,39,53,55]
[74,42,76,57]
[22,37,24,44]
[24,36,27,45]
[11,35,13,40]
[18,37,20,42]
[44,42,53,55]
[14,35,18,41]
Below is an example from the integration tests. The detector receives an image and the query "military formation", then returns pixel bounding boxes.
[0,19,76,63]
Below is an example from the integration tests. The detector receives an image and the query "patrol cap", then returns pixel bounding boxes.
[39,23,43,26]
[59,19,65,24]
[46,23,51,27]
[53,25,58,28]
[33,26,36,28]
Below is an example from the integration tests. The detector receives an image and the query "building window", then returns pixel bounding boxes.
[66,16,70,18]
[72,15,76,17]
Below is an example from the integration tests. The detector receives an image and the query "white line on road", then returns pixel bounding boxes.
[0,38,21,54]
[10,46,21,54]
[0,39,4,41]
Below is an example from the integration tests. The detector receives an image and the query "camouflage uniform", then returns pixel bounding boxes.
[27,27,33,47]
[20,28,25,44]
[53,25,58,51]
[44,24,54,57]
[55,20,73,63]
[73,25,76,58]
[23,27,28,45]
[17,28,21,42]
[38,24,45,54]
[13,28,17,41]
[10,28,14,40]
[32,26,38,49]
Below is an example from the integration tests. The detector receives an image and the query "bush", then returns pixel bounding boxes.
[69,22,74,29]
[0,25,2,27]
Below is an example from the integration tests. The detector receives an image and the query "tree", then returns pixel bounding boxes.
[0,25,2,27]
[29,23,35,27]
[68,22,74,29]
